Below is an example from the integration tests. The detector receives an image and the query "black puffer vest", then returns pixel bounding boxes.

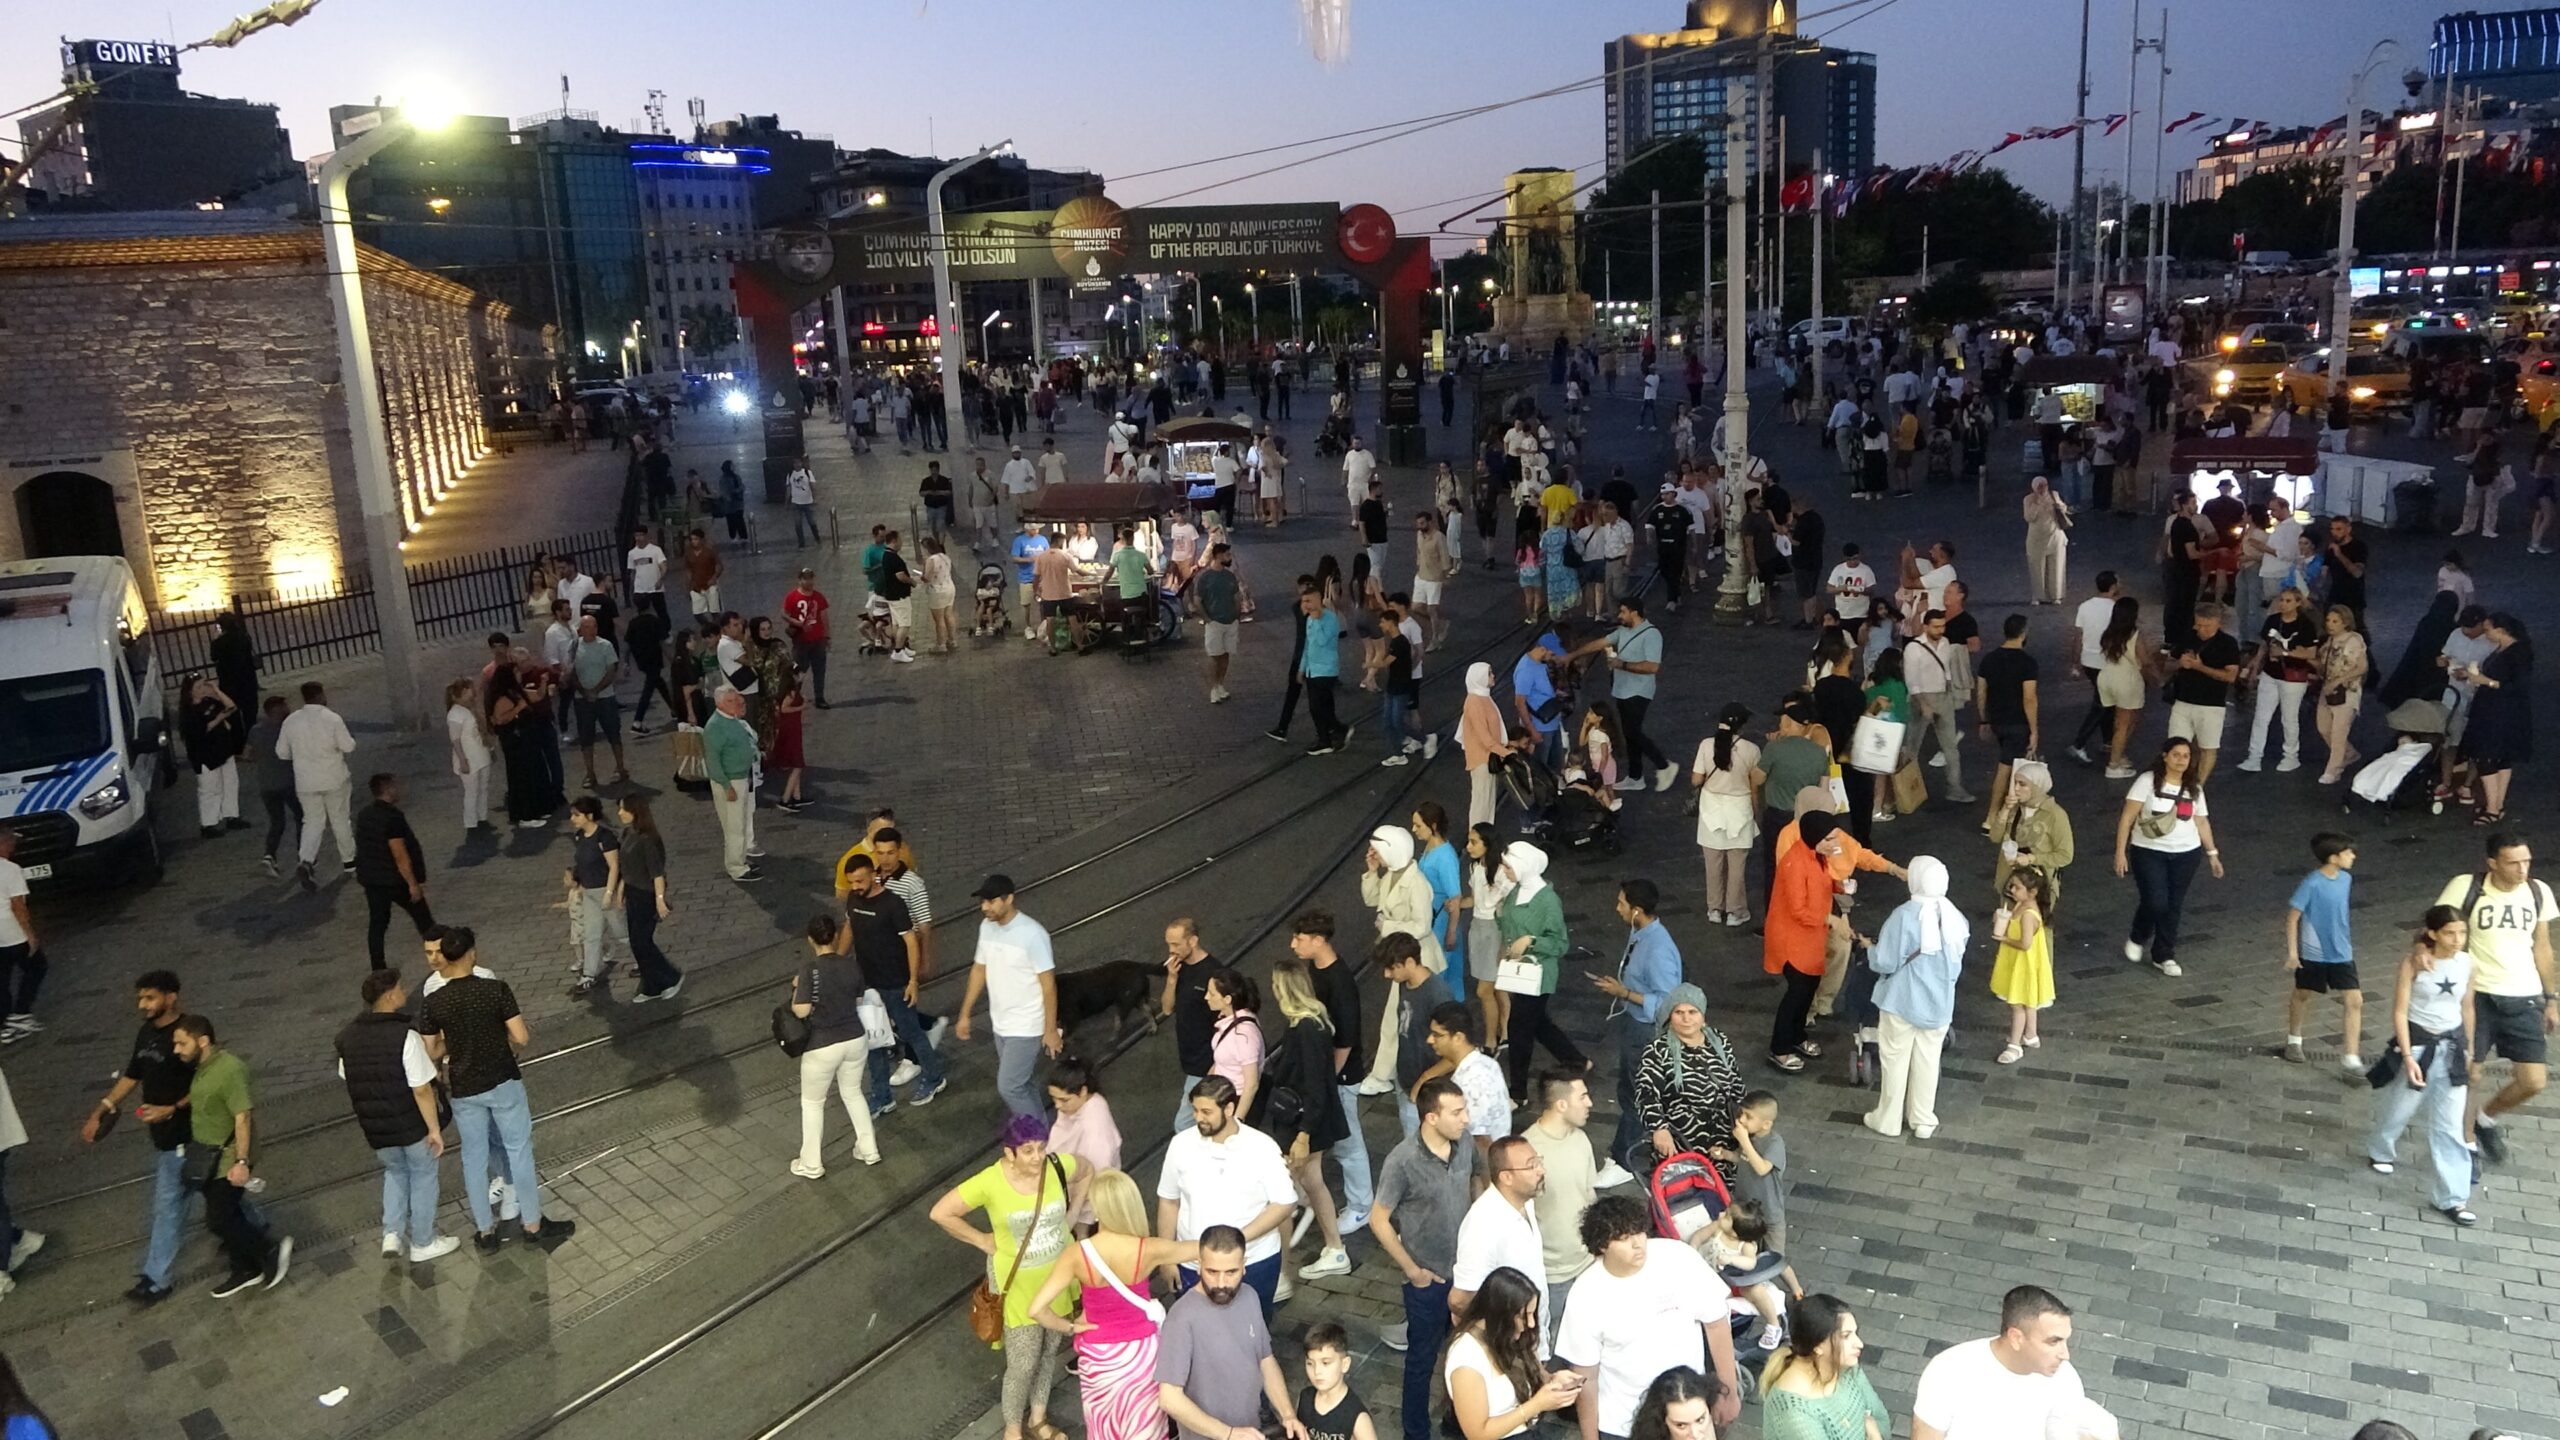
[336,1011,429,1149]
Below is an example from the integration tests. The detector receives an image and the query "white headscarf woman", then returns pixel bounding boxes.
[1359,823,1446,1088]
[1897,855,1968,959]
[1458,662,1512,829]
[1864,854,1970,1140]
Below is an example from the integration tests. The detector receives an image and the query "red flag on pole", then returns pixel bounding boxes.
[2163,110,2206,132]
[1780,174,1814,213]
[2102,113,2129,136]
[2305,121,2341,151]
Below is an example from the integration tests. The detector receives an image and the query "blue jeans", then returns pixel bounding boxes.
[2370,1044,2471,1211]
[1332,1083,1374,1216]
[1400,1279,1455,1440]
[143,1145,188,1287]
[1612,1010,1652,1172]
[454,1080,542,1232]
[1381,691,1414,748]
[1179,1253,1284,1326]
[375,1139,441,1249]
[994,1034,1044,1118]
[864,988,948,1110]
[1176,1074,1205,1132]
[792,504,821,546]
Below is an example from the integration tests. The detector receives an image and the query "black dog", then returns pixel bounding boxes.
[1053,960,1161,1046]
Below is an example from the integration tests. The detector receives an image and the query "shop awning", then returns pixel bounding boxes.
[2170,436,2320,477]
[2017,355,2118,390]
[1154,417,1256,445]
[1018,483,1181,523]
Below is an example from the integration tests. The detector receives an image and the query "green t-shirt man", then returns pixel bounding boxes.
[189,1048,254,1168]
[1758,733,1832,814]
[1110,545,1150,601]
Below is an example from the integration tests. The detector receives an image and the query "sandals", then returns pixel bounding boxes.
[1795,1040,1824,1059]
[2440,1205,2479,1227]
[1767,1052,1807,1073]
[2474,810,2506,827]
[1997,1044,2025,1065]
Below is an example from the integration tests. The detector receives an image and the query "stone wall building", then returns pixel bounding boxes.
[0,210,523,611]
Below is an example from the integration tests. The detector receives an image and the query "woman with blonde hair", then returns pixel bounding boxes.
[1256,956,1353,1282]
[1027,1169,1198,1440]
[2314,602,2369,785]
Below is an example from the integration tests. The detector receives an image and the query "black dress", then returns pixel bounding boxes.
[2461,644,2533,773]
[1251,1015,1350,1152]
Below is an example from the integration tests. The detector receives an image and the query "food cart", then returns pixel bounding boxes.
[2016,355,2116,426]
[2169,435,2320,513]
[1015,482,1186,655]
[1153,417,1256,510]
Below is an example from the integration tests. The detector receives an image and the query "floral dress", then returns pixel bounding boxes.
[1540,524,1577,610]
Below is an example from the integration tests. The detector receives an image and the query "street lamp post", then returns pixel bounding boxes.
[2328,40,2403,448]
[928,139,1010,451]
[979,309,1006,368]
[1713,112,1754,623]
[319,102,454,728]
[1244,283,1259,346]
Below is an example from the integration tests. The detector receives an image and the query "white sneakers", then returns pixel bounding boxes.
[1356,1076,1395,1097]
[491,1178,519,1222]
[409,1235,460,1264]
[1300,1247,1353,1280]
[790,1159,826,1180]
[381,1231,403,1258]
[1209,686,1231,704]
[888,1059,923,1087]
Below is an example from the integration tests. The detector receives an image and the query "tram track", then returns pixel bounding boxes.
[16,606,1533,1231]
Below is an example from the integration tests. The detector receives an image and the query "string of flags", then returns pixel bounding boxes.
[1778,104,2480,220]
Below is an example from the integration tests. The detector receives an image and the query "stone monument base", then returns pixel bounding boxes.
[1491,293,1593,354]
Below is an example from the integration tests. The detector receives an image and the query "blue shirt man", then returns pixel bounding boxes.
[1511,633,1565,765]
[1418,834,1463,956]
[1598,880,1682,1169]
[1301,605,1342,679]
[1607,617,1665,701]
[2284,836,2359,1070]
[1009,528,1048,585]
[2289,864,2354,965]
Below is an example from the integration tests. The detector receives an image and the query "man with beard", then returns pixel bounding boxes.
[1155,1077,1296,1318]
[1154,1225,1310,1440]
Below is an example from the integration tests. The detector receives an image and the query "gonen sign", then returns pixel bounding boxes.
[64,39,181,71]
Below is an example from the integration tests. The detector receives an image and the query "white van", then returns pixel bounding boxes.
[0,557,171,885]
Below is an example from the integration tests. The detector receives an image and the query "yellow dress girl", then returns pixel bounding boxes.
[1989,867,2054,1064]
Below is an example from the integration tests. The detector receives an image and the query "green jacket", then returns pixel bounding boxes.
[1496,886,1569,996]
[703,712,758,785]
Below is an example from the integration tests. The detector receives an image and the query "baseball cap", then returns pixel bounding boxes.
[971,873,1018,900]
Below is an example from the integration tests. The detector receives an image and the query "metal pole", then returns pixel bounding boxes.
[319,118,425,728]
[1755,35,1774,323]
[2450,87,2471,257]
[1810,148,1825,406]
[928,140,1006,452]
[1715,110,1752,623]
[2150,10,2170,306]
[1921,224,1930,284]
[828,286,852,385]
[1776,115,1788,324]
[2122,0,2141,287]
[1704,191,1714,345]
[2069,0,2093,319]
[1649,188,1662,351]
[1028,278,1045,366]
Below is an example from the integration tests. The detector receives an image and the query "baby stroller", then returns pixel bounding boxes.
[1835,940,1883,1086]
[1493,749,1560,819]
[1315,409,1354,458]
[971,562,1006,638]
[1536,762,1622,855]
[1648,1152,1785,1394]
[2348,699,2449,816]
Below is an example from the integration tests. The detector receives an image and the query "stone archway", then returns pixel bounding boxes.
[14,470,126,560]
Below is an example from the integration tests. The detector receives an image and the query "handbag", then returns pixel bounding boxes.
[771,1004,812,1057]
[1848,715,1906,775]
[2134,794,2192,840]
[969,1155,1066,1344]
[178,1143,220,1190]
[1079,1239,1167,1326]
[1495,954,1545,996]
[858,990,896,1050]
[1890,758,1928,814]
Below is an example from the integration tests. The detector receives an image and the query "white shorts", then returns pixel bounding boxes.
[1412,579,1444,606]
[2167,700,2227,747]
[1203,621,1239,657]
[887,597,915,629]
[689,586,720,615]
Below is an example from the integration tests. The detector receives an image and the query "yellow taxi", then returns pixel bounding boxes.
[2277,348,2413,416]
[2193,328,2317,404]
[2516,344,2560,430]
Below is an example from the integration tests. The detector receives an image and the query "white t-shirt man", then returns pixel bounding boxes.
[973,910,1056,1038]
[715,632,756,695]
[1344,445,1378,501]
[1451,1050,1509,1143]
[626,542,667,597]
[2436,872,2559,998]
[2258,513,2305,580]
[1000,454,1038,496]
[1452,1186,1550,1352]
[1827,559,1877,619]
[785,467,815,507]
[1642,372,1660,402]
[1919,560,1958,610]
[2071,593,2116,670]
[1910,1336,2089,1440]
[1552,1238,1731,1437]
[556,569,598,612]
[1037,450,1070,487]
[1156,1122,1297,1264]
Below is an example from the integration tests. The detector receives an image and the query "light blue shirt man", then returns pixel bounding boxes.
[1301,606,1342,680]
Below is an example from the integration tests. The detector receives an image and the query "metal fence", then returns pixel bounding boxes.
[152,527,621,690]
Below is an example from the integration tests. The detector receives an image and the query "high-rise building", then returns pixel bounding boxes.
[1603,2,1875,187]
[631,141,763,375]
[17,38,296,210]
[2432,8,2560,106]
[696,114,838,225]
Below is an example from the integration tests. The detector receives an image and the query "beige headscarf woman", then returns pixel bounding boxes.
[1992,762,2074,907]
[1359,823,1445,1088]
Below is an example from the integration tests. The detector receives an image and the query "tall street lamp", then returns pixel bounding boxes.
[2328,40,2404,445]
[1244,282,1259,346]
[319,97,457,728]
[1709,111,1756,623]
[979,309,1006,367]
[928,139,1011,449]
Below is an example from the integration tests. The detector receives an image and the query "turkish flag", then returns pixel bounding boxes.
[1781,175,1814,214]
